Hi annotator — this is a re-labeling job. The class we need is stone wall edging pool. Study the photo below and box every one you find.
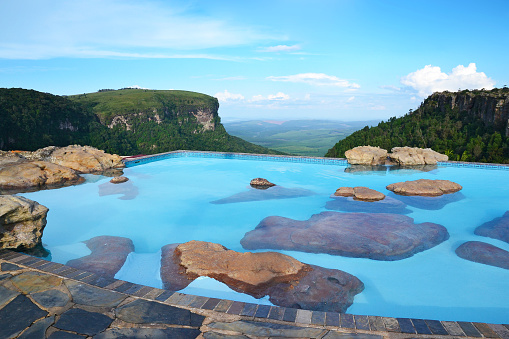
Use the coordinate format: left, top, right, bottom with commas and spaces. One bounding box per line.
1, 249, 508, 338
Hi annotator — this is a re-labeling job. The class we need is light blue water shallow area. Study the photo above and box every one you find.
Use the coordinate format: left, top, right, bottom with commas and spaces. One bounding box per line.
21, 156, 509, 323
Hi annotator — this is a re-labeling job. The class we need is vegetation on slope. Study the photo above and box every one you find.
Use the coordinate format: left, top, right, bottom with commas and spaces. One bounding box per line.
325, 88, 509, 163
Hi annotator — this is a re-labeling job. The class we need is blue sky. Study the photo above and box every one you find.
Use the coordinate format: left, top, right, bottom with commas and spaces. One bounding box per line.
1, 0, 508, 121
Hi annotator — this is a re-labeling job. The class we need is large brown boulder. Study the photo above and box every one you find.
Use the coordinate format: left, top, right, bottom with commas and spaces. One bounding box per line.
389, 147, 448, 165
0, 195, 48, 249
387, 179, 462, 197
0, 161, 84, 193
345, 146, 388, 165
27, 145, 124, 173
66, 236, 134, 278
475, 211, 509, 244
334, 186, 385, 201
160, 240, 364, 312
241, 212, 449, 261
456, 241, 509, 270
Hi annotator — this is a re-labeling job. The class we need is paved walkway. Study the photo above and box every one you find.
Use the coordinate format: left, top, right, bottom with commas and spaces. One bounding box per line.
1, 250, 508, 339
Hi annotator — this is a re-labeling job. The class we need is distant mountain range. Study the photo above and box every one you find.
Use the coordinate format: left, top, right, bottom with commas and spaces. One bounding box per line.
0, 88, 281, 156
325, 88, 509, 163
224, 119, 378, 157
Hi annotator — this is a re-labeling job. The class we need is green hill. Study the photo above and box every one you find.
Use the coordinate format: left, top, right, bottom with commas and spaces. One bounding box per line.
325, 88, 509, 163
0, 88, 282, 156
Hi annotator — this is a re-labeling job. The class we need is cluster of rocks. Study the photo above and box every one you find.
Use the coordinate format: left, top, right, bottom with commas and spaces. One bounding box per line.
345, 145, 448, 166
334, 186, 385, 201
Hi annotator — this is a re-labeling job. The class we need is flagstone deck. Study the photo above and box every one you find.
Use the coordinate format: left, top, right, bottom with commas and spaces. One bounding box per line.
1, 250, 508, 338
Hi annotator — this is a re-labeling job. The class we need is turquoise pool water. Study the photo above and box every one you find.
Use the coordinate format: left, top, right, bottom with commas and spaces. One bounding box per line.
22, 155, 509, 324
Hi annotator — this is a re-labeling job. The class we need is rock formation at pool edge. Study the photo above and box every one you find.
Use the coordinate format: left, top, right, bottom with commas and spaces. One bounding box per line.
160, 240, 364, 312
241, 211, 450, 261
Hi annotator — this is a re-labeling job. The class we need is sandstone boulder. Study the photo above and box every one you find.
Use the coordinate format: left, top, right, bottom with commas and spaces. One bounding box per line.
241, 212, 449, 261
250, 178, 275, 189
210, 186, 315, 204
334, 187, 385, 201
66, 236, 134, 277
389, 147, 448, 166
160, 240, 364, 312
345, 146, 388, 165
386, 179, 462, 197
333, 187, 354, 197
456, 241, 509, 270
325, 195, 410, 214
0, 161, 84, 193
0, 195, 48, 249
474, 211, 509, 244
110, 176, 129, 184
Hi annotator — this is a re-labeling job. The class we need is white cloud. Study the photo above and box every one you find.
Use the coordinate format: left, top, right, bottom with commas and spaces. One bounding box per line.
401, 63, 496, 97
250, 92, 290, 102
125, 85, 150, 89
259, 44, 301, 53
0, 0, 278, 59
267, 73, 360, 89
347, 96, 355, 102
215, 90, 245, 102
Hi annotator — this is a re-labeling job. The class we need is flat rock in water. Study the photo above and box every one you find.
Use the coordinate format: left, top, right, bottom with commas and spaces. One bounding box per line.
98, 180, 139, 200
250, 178, 275, 189
241, 211, 449, 261
386, 179, 462, 196
353, 187, 385, 201
66, 235, 134, 278
455, 241, 509, 270
475, 211, 509, 244
109, 176, 129, 184
325, 195, 410, 214
390, 192, 465, 210
210, 186, 314, 204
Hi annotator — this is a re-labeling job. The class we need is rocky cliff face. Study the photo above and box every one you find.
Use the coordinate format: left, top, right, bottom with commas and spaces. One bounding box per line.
426, 89, 509, 134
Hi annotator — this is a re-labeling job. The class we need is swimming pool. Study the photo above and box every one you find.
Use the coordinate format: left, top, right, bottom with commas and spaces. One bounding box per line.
21, 152, 509, 324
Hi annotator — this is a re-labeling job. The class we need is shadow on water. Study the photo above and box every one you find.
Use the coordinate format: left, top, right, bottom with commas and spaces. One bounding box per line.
389, 191, 465, 210
344, 164, 439, 176
98, 181, 139, 200
324, 195, 412, 214
210, 186, 315, 204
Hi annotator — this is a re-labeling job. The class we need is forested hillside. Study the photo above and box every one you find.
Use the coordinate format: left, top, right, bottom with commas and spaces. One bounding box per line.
0, 88, 281, 155
325, 88, 509, 163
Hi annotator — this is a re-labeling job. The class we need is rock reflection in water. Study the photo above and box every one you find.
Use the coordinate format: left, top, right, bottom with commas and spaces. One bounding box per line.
344, 164, 438, 175
390, 191, 465, 210
98, 180, 139, 200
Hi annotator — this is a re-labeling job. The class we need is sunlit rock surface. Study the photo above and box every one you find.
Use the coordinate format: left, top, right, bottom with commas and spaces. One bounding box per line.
389, 147, 448, 165
250, 178, 275, 189
345, 146, 387, 165
387, 179, 462, 196
334, 186, 385, 201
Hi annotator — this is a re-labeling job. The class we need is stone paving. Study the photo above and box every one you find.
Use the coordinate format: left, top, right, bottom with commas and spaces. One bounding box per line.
1, 250, 509, 339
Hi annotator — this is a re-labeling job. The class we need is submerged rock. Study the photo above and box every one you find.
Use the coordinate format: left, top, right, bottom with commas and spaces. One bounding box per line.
66, 236, 134, 277
210, 186, 314, 204
241, 211, 449, 261
325, 195, 410, 214
98, 180, 139, 200
345, 146, 388, 165
386, 179, 462, 197
0, 161, 84, 194
389, 147, 448, 166
160, 240, 364, 312
250, 178, 275, 189
475, 211, 509, 244
0, 195, 48, 250
456, 241, 509, 270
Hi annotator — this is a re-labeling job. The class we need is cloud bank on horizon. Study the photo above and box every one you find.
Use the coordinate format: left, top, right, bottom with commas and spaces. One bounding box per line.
0, 0, 507, 121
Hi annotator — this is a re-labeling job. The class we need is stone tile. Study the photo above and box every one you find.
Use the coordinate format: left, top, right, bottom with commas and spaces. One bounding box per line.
155, 289, 175, 302
10, 271, 62, 293
382, 317, 400, 332
95, 328, 202, 339
176, 294, 197, 307
326, 312, 340, 327
0, 273, 12, 281
189, 296, 209, 308
32, 289, 70, 308
47, 330, 87, 338
240, 303, 258, 317
65, 270, 87, 279
76, 272, 97, 283
268, 306, 285, 321
295, 309, 312, 324
355, 315, 370, 331
505, 324, 509, 331
165, 292, 186, 304
311, 311, 326, 326
0, 284, 19, 309
89, 275, 116, 288
253, 304, 270, 318
226, 301, 245, 315
25, 259, 48, 268
397, 318, 416, 334
457, 321, 482, 337
368, 316, 385, 331
37, 262, 56, 271
411, 318, 432, 334
40, 262, 65, 273
425, 319, 449, 335
1, 262, 21, 271
0, 294, 48, 339
7, 253, 29, 262
322, 331, 383, 339
113, 281, 135, 293
131, 285, 154, 297
141, 287, 165, 300
474, 322, 500, 338
201, 297, 221, 310
115, 298, 205, 327
65, 280, 126, 307
441, 321, 465, 336
341, 313, 355, 329
283, 307, 298, 323
489, 324, 509, 339
18, 315, 55, 339
123, 283, 145, 295
16, 256, 39, 265
54, 308, 112, 336
208, 320, 326, 338
215, 299, 234, 313
0, 251, 20, 260
204, 332, 250, 339
52, 265, 72, 274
